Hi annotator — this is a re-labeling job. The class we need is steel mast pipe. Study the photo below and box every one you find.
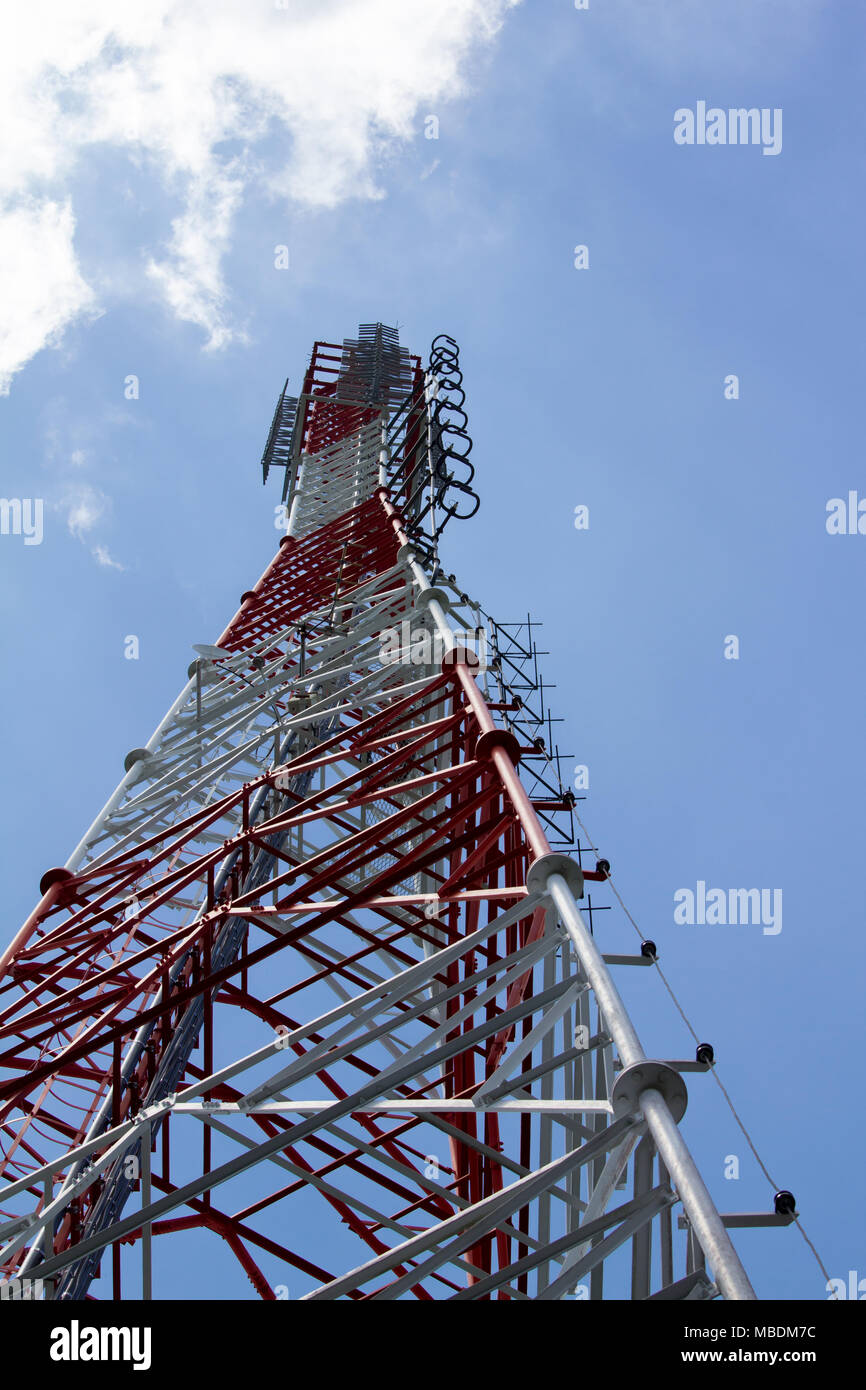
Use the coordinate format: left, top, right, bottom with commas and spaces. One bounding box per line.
452, 663, 551, 862
639, 1087, 756, 1301
0, 878, 70, 980
63, 537, 293, 876
380, 490, 550, 858
547, 873, 756, 1301
546, 874, 645, 1068
379, 484, 757, 1300
63, 674, 198, 873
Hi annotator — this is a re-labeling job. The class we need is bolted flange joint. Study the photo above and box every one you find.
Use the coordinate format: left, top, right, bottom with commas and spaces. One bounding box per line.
39, 866, 75, 897
474, 728, 523, 768
124, 748, 152, 774
611, 1059, 688, 1124
525, 852, 585, 900
441, 643, 481, 673
415, 586, 451, 615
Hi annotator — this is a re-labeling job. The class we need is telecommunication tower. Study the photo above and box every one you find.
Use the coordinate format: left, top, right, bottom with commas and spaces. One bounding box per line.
0, 324, 791, 1300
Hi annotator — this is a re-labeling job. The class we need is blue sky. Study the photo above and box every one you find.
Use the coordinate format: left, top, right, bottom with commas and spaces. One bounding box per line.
0, 0, 861, 1299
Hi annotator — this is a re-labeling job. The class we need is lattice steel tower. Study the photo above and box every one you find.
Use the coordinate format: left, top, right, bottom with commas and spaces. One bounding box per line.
0, 323, 779, 1300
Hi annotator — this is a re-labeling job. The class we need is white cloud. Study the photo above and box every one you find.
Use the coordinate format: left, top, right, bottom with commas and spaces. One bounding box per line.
0, 0, 520, 388
60, 483, 126, 570
91, 543, 125, 571
145, 168, 248, 351
43, 407, 131, 570
64, 484, 108, 540
0, 199, 99, 394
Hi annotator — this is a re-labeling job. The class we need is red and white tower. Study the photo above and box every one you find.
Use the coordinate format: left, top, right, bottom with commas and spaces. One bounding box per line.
0, 324, 773, 1300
